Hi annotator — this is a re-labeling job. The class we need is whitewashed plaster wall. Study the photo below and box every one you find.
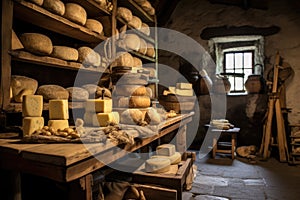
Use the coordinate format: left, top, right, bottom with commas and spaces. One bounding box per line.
162, 0, 300, 124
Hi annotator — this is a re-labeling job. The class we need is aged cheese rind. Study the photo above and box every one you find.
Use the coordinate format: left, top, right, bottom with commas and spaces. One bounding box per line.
22, 95, 43, 117
85, 99, 112, 113
176, 83, 193, 90
20, 33, 53, 56
156, 144, 176, 156
49, 99, 69, 120
128, 16, 142, 30
145, 157, 171, 173
78, 46, 101, 67
11, 75, 38, 103
114, 85, 147, 96
120, 109, 144, 125
23, 117, 44, 136
129, 96, 151, 108
48, 120, 69, 130
66, 87, 89, 101
117, 7, 133, 22
28, 0, 44, 6
36, 85, 69, 101
51, 46, 78, 61
175, 88, 193, 96
85, 19, 103, 34
42, 0, 65, 16
64, 3, 87, 25
92, 112, 120, 127
151, 152, 181, 165
146, 43, 155, 58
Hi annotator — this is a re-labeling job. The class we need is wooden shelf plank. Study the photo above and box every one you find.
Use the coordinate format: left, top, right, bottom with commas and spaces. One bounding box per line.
118, 0, 155, 24
65, 0, 111, 16
10, 50, 107, 73
13, 0, 107, 43
130, 50, 156, 62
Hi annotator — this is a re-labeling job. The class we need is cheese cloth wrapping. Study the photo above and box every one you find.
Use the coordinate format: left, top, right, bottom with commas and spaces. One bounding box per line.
119, 124, 160, 138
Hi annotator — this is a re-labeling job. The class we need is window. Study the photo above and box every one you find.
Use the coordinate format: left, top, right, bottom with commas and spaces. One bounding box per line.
223, 50, 254, 93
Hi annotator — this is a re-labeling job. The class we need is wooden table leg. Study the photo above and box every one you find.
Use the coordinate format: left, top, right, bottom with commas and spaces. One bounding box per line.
212, 137, 217, 159
231, 133, 236, 159
68, 174, 93, 200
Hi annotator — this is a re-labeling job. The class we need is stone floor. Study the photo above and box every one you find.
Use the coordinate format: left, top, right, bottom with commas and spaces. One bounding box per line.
183, 153, 300, 200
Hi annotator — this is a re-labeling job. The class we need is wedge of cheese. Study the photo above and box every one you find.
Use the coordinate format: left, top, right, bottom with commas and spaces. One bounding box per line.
22, 95, 43, 117
175, 88, 193, 96
48, 119, 69, 131
156, 144, 176, 156
49, 99, 69, 120
176, 83, 192, 90
23, 117, 44, 136
85, 99, 112, 113
92, 112, 119, 127
145, 157, 171, 173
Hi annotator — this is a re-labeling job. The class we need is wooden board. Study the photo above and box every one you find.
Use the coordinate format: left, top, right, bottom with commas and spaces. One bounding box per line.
131, 184, 177, 200
0, 138, 44, 155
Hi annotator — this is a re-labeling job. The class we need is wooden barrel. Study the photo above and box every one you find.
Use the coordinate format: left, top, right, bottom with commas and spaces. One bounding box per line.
245, 75, 262, 94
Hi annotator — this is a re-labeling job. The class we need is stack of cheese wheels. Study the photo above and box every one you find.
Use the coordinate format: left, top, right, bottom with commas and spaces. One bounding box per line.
151, 144, 182, 165
48, 99, 69, 131
22, 95, 44, 136
84, 97, 119, 127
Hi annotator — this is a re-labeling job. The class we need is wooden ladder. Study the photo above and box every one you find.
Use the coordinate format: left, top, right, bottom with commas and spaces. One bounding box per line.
259, 52, 289, 162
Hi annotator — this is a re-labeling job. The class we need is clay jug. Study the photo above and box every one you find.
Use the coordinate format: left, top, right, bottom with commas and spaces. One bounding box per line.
245, 75, 262, 94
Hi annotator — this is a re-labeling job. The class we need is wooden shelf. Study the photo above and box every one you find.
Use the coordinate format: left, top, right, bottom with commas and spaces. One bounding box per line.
130, 51, 156, 62
13, 0, 107, 43
118, 0, 155, 24
148, 78, 159, 83
10, 50, 108, 73
65, 0, 111, 17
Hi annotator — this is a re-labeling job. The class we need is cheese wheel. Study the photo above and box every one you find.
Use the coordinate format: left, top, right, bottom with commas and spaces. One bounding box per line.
145, 157, 171, 173
20, 33, 53, 55
146, 43, 155, 58
145, 87, 153, 98
49, 99, 69, 120
36, 85, 69, 101
128, 16, 142, 30
85, 19, 103, 34
129, 96, 151, 108
156, 144, 176, 156
51, 46, 78, 61
115, 73, 148, 85
123, 34, 141, 51
28, 0, 43, 6
115, 96, 129, 108
110, 52, 134, 67
23, 117, 44, 136
120, 109, 145, 125
78, 47, 101, 67
117, 7, 133, 22
66, 87, 89, 101
151, 152, 181, 165
140, 23, 150, 36
64, 3, 87, 25
82, 84, 111, 98
138, 38, 147, 55
133, 57, 142, 68
11, 75, 38, 102
114, 85, 147, 96
42, 0, 65, 16
140, 1, 152, 12
144, 107, 161, 125
147, 7, 155, 16
22, 95, 43, 117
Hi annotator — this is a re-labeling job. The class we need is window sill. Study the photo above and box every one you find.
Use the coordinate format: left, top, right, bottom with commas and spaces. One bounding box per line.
227, 92, 248, 96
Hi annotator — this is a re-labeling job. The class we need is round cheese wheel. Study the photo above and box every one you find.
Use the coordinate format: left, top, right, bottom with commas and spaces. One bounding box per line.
20, 33, 53, 55
110, 52, 134, 67
51, 46, 78, 61
147, 7, 155, 16
138, 38, 147, 55
129, 96, 150, 108
36, 85, 69, 101
85, 19, 103, 34
123, 34, 140, 51
64, 3, 87, 25
115, 73, 148, 85
42, 0, 65, 16
144, 107, 161, 125
151, 152, 182, 165
145, 87, 153, 98
146, 43, 155, 58
120, 108, 145, 125
82, 84, 111, 98
28, 0, 43, 6
78, 47, 101, 67
128, 16, 142, 30
114, 85, 147, 96
140, 1, 152, 12
117, 7, 133, 22
133, 57, 142, 68
11, 75, 38, 103
140, 23, 150, 36
66, 87, 89, 101
145, 157, 171, 173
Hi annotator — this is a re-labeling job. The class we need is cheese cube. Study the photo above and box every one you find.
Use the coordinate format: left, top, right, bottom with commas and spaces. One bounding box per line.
176, 83, 192, 89
156, 144, 176, 156
49, 99, 69, 119
22, 95, 43, 117
22, 117, 44, 136
48, 120, 69, 131
92, 112, 119, 127
83, 112, 95, 126
175, 88, 193, 96
85, 99, 112, 113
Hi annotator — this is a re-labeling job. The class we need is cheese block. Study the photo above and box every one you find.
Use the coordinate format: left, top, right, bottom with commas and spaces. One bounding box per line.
22, 117, 44, 136
42, 0, 65, 16
114, 85, 147, 96
28, 0, 44, 6
110, 51, 134, 68
66, 87, 89, 101
176, 83, 193, 90
51, 46, 78, 61
78, 46, 101, 67
128, 16, 142, 30
48, 119, 69, 131
151, 152, 181, 165
20, 33, 53, 55
116, 7, 133, 22
123, 34, 141, 51
85, 99, 112, 113
168, 86, 176, 94
85, 19, 103, 34
146, 43, 155, 58
138, 38, 147, 55
64, 3, 87, 25
37, 85, 69, 101
144, 107, 161, 125
156, 144, 176, 156
133, 57, 142, 68
92, 112, 120, 127
129, 96, 151, 108
120, 109, 145, 125
145, 157, 171, 173
175, 88, 194, 96
49, 99, 69, 120
82, 84, 111, 98
140, 23, 150, 36
11, 75, 38, 103
22, 95, 43, 117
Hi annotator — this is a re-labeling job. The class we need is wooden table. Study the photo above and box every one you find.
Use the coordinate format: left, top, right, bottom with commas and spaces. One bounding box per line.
0, 113, 193, 200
